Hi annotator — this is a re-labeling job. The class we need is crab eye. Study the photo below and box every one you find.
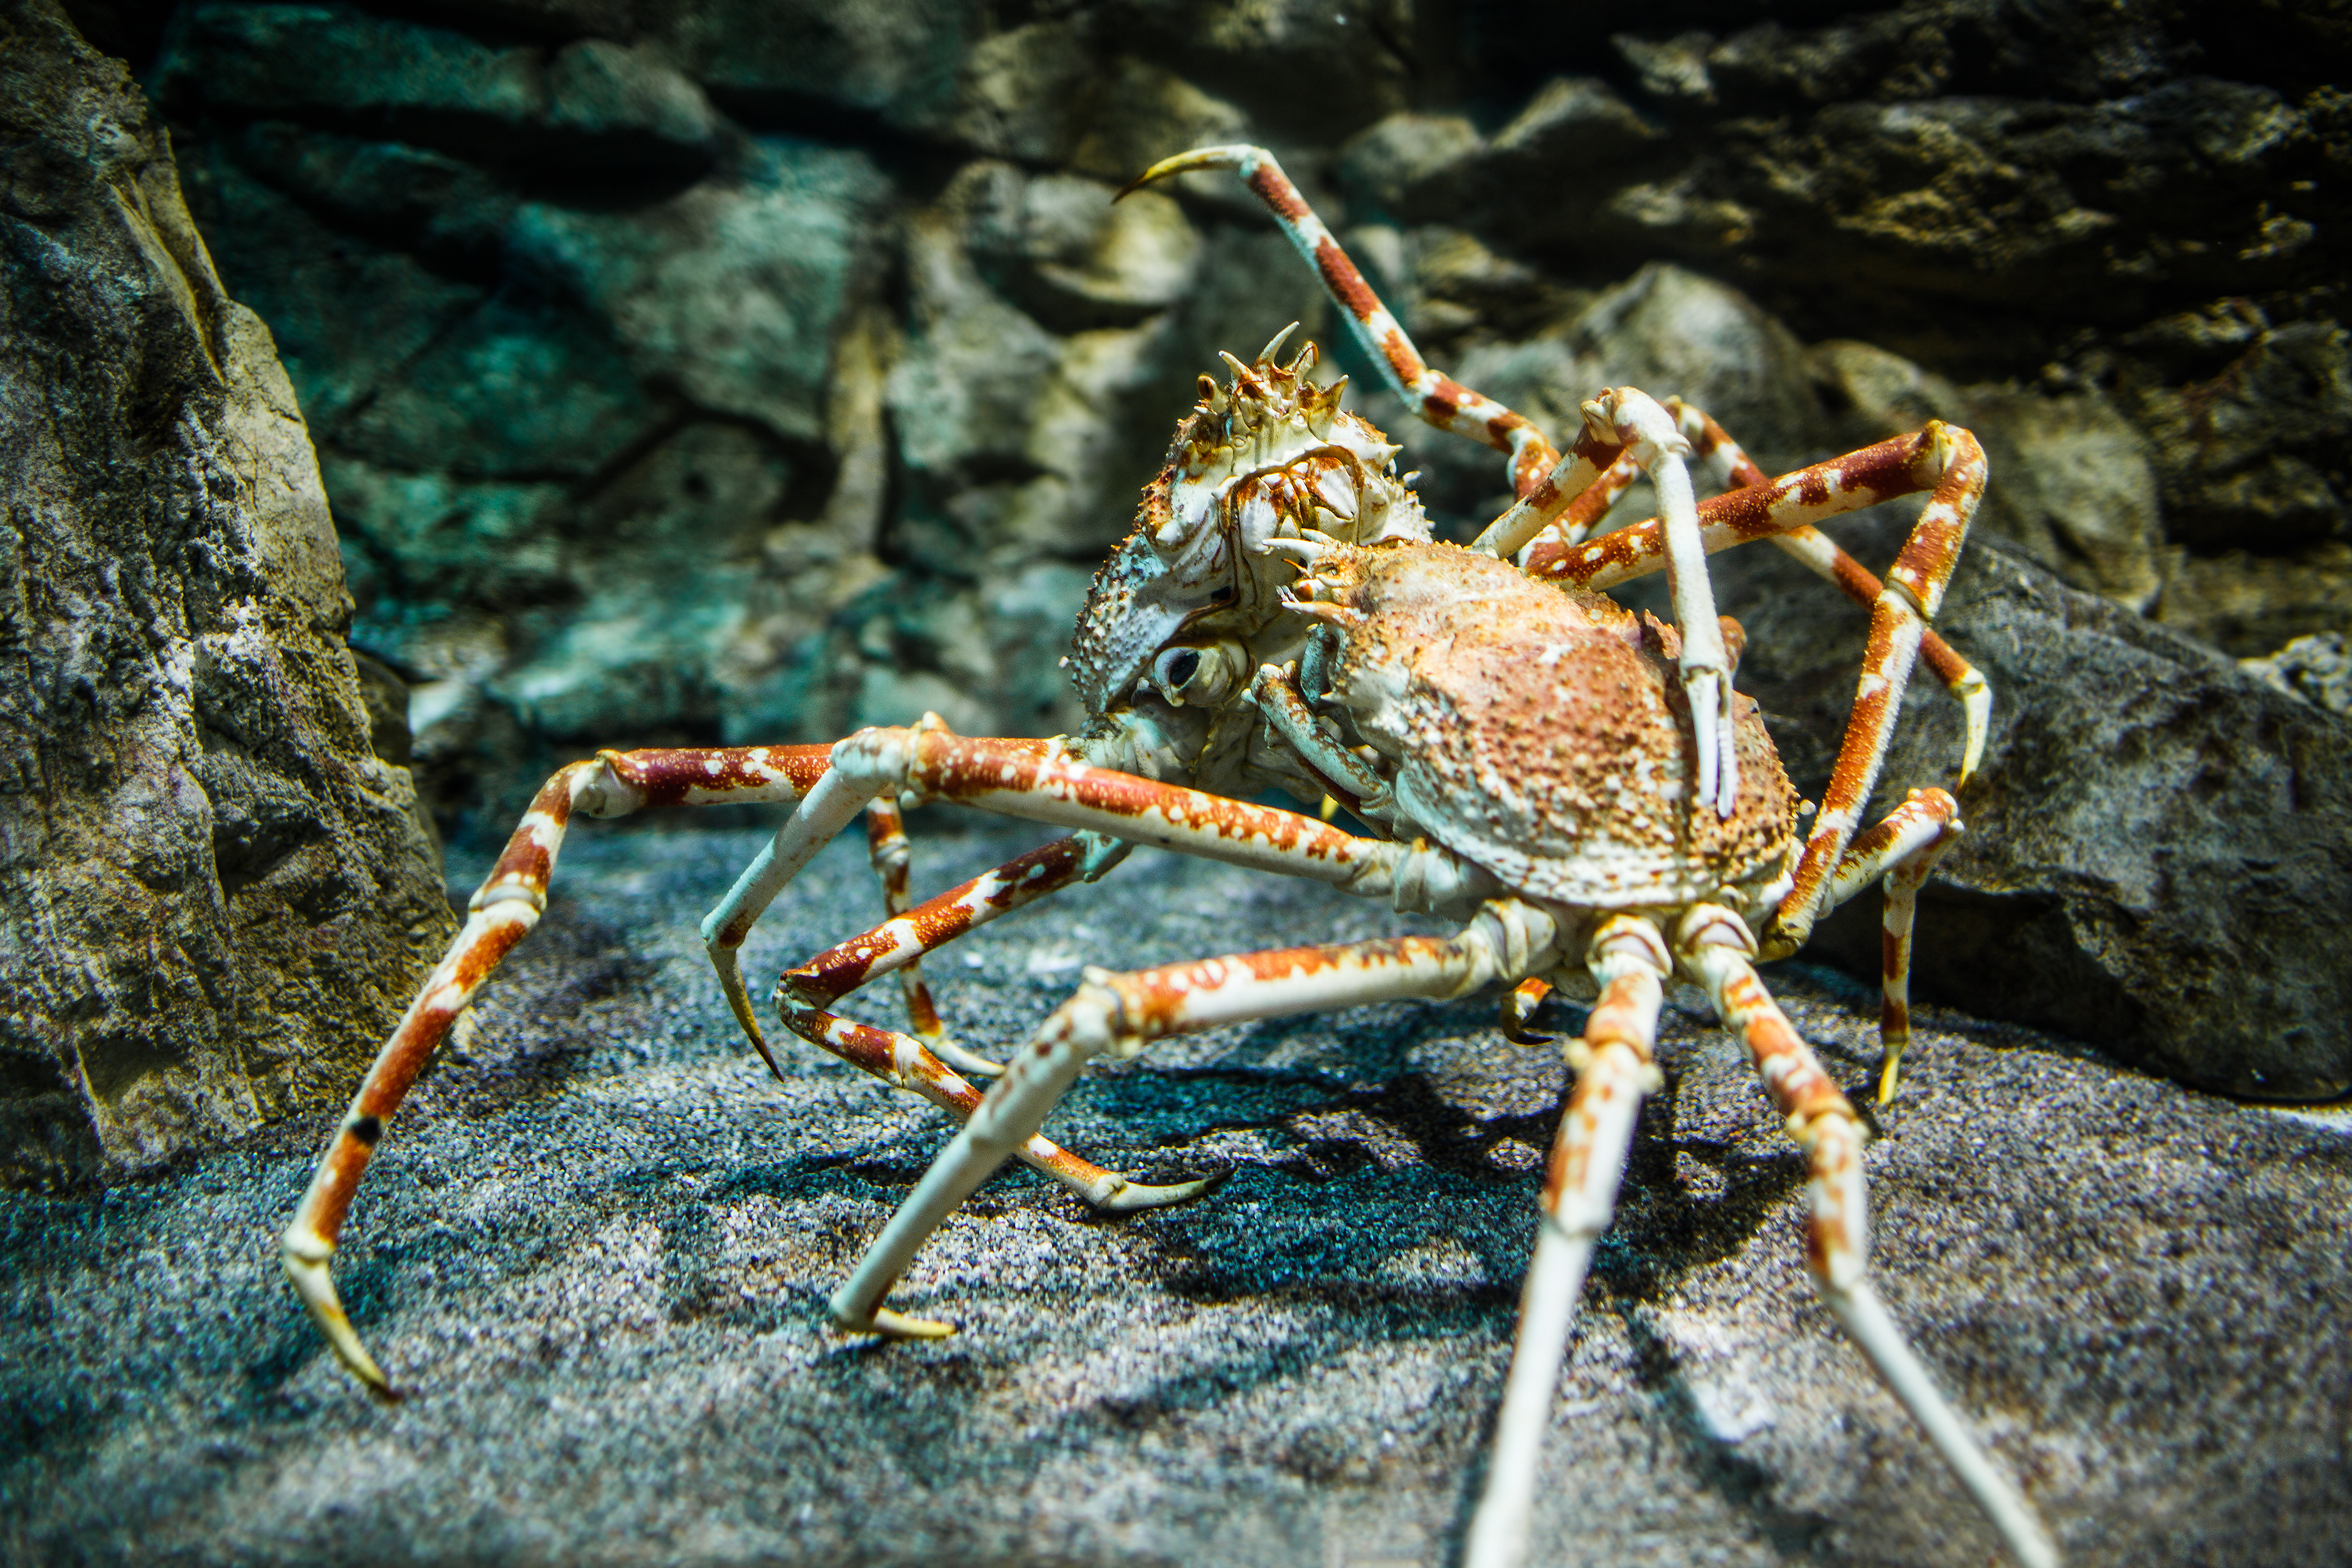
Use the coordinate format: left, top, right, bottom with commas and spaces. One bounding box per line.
1152, 642, 1237, 708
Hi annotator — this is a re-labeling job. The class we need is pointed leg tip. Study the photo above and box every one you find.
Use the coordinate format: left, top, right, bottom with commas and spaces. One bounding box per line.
869, 1308, 958, 1340
283, 1244, 401, 1400
1877, 1047, 1906, 1106
930, 1036, 1007, 1078
1096, 1171, 1224, 1212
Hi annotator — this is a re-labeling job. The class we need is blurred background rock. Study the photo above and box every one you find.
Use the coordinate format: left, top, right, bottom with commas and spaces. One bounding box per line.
38, 0, 2352, 1098
68, 0, 2344, 820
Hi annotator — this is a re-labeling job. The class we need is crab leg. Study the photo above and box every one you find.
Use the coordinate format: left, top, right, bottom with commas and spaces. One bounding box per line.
1592, 389, 1742, 817
772, 834, 1214, 1212
830, 898, 1562, 1338
1678, 403, 1993, 781
700, 738, 1071, 1061
1814, 787, 1966, 1102
862, 797, 1006, 1078
812, 724, 1425, 894
1466, 916, 1672, 1568
281, 743, 830, 1399
1528, 422, 1993, 784
1123, 145, 1585, 502
1679, 905, 2058, 1568
1529, 423, 1987, 937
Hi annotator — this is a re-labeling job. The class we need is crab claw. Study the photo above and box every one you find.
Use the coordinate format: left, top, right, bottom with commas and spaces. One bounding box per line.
280, 1227, 401, 1402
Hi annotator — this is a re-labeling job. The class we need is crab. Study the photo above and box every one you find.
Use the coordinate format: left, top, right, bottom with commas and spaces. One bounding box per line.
277, 147, 2055, 1568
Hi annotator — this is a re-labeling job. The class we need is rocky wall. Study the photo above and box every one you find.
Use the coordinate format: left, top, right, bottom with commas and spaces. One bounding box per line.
48, 0, 2352, 1095
0, 0, 457, 1188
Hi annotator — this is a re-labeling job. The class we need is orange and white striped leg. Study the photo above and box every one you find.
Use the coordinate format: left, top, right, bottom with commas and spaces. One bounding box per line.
698, 728, 1070, 1062
861, 797, 1007, 1079
1121, 144, 1587, 502
1465, 916, 1672, 1568
830, 899, 1563, 1338
815, 724, 1483, 909
1529, 423, 1988, 943
1814, 787, 1965, 1103
1679, 906, 2057, 1568
1520, 401, 1991, 780
1762, 522, 1993, 783
280, 743, 832, 1399
773, 835, 1212, 1213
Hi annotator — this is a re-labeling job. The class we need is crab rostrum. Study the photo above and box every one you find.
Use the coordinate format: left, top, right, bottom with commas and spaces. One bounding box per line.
275, 146, 2053, 1568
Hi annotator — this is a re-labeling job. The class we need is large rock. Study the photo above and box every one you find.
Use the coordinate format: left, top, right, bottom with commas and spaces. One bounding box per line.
0, 0, 453, 1188
1730, 530, 2352, 1100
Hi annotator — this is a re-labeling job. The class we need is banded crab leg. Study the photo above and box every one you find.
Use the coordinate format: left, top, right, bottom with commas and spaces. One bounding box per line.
699, 736, 1067, 1065
830, 898, 1562, 1338
1465, 915, 1673, 1568
1529, 422, 1989, 949
282, 743, 831, 1399
1678, 401, 1992, 783
1813, 786, 1966, 1103
1121, 145, 1609, 503
772, 834, 1213, 1212
1466, 386, 1744, 818
1679, 904, 2058, 1568
1515, 401, 1990, 785
861, 797, 1005, 1078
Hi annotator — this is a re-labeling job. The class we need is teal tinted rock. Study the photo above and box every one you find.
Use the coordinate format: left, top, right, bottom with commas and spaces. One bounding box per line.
156, 4, 716, 174
222, 122, 515, 263
174, 132, 487, 432
340, 290, 664, 479
511, 138, 891, 443
544, 39, 719, 154
156, 3, 544, 134
649, 0, 974, 121
328, 457, 571, 647
487, 421, 793, 739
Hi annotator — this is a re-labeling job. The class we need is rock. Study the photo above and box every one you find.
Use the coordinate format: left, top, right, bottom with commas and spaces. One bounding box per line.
964, 162, 1204, 332
154, 2, 719, 177
507, 137, 892, 445
2241, 630, 2352, 716
0, 0, 453, 1188
1333, 111, 1482, 223
1811, 340, 2166, 610
2125, 317, 2351, 554
647, 0, 975, 125
0, 818, 2343, 1565
1727, 533, 2352, 1101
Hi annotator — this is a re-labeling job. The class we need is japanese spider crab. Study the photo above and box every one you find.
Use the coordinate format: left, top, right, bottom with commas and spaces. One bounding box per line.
279, 147, 2053, 1568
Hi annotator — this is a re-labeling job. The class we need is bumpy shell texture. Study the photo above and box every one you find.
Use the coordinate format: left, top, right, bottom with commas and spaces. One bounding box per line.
1322, 546, 1798, 909
1068, 344, 1428, 716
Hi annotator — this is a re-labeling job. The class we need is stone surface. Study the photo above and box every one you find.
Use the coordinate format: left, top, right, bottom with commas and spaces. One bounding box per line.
0, 819, 2344, 1565
0, 0, 453, 1187
1729, 534, 2352, 1101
